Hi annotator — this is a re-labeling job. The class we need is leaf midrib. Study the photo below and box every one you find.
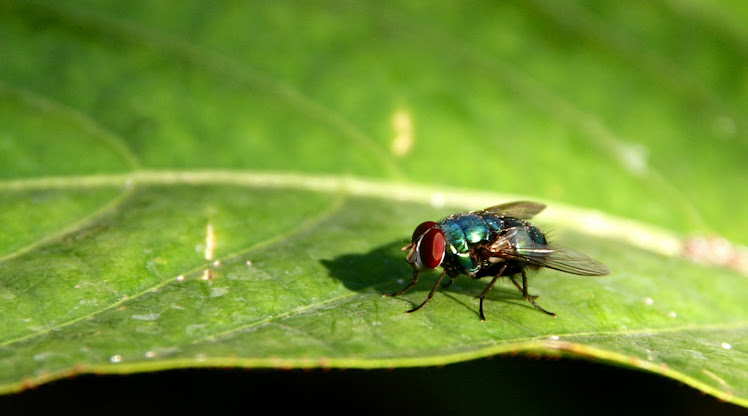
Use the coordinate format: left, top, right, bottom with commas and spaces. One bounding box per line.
0, 169, 684, 257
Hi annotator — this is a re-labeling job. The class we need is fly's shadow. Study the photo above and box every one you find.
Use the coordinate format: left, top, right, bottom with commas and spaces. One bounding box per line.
320, 241, 514, 302
320, 241, 407, 294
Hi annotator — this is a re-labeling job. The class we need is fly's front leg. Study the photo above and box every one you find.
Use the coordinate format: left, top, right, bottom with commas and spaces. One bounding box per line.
384, 269, 419, 297
407, 270, 447, 314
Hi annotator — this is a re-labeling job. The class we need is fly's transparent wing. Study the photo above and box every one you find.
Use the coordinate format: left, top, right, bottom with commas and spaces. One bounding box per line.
487, 228, 609, 276
515, 246, 610, 276
483, 201, 546, 219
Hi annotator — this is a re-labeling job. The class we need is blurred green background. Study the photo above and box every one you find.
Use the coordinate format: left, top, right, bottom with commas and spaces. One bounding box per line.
1, 0, 746, 241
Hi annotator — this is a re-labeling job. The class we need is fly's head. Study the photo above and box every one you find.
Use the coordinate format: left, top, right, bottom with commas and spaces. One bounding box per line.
404, 221, 445, 270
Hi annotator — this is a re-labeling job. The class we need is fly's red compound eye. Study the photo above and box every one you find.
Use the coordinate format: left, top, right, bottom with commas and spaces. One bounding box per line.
412, 221, 436, 243
418, 228, 445, 269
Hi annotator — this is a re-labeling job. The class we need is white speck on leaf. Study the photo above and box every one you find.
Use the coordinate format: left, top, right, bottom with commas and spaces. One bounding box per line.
131, 313, 160, 321
210, 287, 229, 298
110, 355, 122, 363
33, 352, 54, 361
721, 342, 732, 350
186, 324, 207, 336
135, 325, 162, 334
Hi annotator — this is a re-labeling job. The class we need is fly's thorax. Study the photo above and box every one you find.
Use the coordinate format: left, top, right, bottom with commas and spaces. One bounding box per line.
440, 213, 494, 253
439, 213, 495, 275
440, 217, 468, 256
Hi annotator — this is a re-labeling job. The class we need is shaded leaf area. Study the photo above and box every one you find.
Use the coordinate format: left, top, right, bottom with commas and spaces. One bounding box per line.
0, 0, 746, 241
1, 188, 746, 405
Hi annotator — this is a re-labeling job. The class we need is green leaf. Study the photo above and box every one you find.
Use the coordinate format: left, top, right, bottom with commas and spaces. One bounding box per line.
1, 0, 746, 407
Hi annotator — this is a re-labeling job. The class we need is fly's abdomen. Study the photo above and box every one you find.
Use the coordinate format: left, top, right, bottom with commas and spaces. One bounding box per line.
481, 215, 505, 237
507, 223, 548, 257
527, 224, 547, 245
480, 213, 548, 252
489, 216, 546, 243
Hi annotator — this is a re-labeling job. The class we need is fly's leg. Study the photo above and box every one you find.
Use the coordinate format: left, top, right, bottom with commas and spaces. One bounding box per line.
508, 275, 538, 299
477, 264, 507, 321
407, 270, 447, 314
510, 270, 556, 317
384, 269, 419, 297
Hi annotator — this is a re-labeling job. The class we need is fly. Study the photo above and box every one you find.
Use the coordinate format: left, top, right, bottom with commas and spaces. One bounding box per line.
385, 201, 610, 321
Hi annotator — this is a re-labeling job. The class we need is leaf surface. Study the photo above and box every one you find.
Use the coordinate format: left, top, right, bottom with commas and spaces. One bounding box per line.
0, 0, 746, 406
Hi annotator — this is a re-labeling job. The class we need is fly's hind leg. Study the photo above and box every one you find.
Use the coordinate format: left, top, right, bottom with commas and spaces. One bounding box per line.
508, 275, 538, 299
509, 270, 556, 317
